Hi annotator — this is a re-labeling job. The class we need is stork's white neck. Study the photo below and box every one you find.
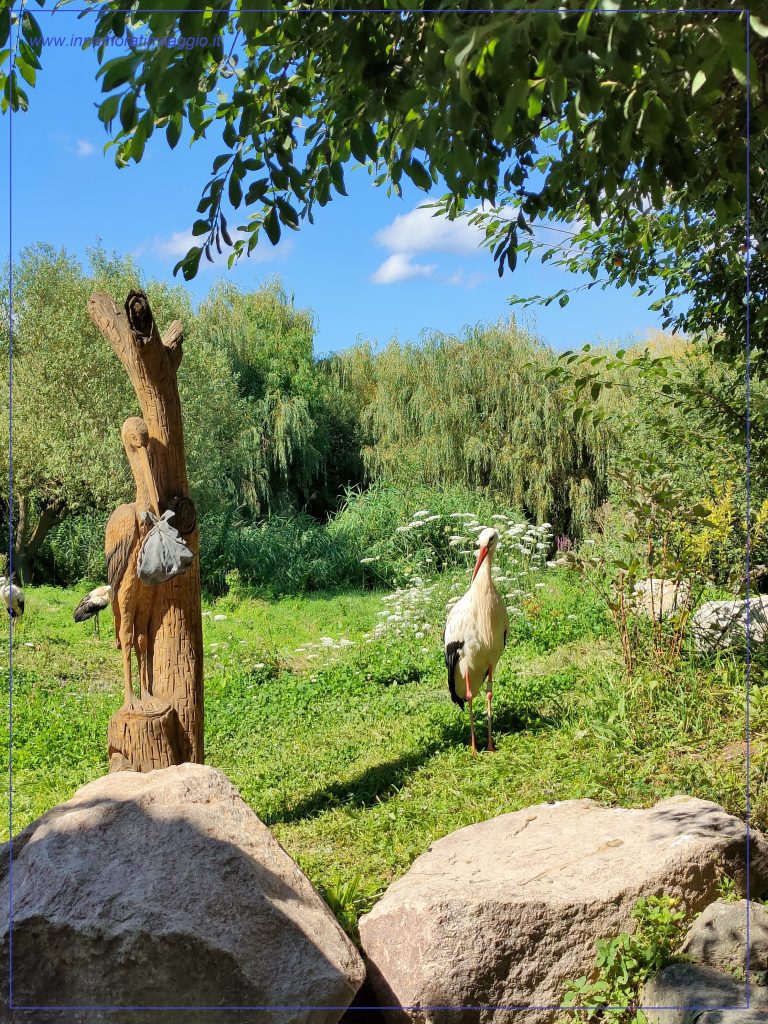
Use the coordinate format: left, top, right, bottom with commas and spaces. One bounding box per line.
472, 549, 496, 592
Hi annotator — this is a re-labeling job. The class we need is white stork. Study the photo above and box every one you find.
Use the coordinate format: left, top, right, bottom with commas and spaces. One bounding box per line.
0, 576, 25, 619
73, 584, 113, 638
444, 527, 509, 754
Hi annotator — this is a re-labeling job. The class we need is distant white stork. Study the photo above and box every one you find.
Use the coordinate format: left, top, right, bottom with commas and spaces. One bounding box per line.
444, 527, 509, 754
0, 576, 25, 619
74, 584, 113, 638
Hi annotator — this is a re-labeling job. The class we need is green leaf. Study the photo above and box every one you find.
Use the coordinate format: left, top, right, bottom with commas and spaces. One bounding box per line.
263, 206, 281, 245
98, 55, 135, 92
173, 246, 202, 281
228, 172, 243, 208
166, 116, 181, 149
406, 157, 432, 191
275, 198, 299, 229
16, 59, 35, 89
245, 178, 270, 205
119, 91, 137, 133
330, 162, 347, 196
192, 219, 210, 237
18, 40, 41, 71
691, 69, 706, 95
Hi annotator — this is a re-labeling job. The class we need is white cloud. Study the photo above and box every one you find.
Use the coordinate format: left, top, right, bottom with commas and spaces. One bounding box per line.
371, 253, 436, 285
374, 204, 484, 256
76, 139, 95, 157
156, 230, 196, 259
152, 229, 294, 266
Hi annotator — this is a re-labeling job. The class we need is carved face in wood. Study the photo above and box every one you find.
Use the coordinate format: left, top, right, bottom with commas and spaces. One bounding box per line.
121, 417, 160, 516
121, 417, 151, 453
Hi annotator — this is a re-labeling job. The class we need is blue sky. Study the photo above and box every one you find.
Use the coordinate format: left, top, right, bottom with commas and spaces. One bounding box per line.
2, 9, 674, 357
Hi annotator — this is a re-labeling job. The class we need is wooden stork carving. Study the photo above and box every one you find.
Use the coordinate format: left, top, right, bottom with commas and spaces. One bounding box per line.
89, 290, 204, 773
106, 417, 160, 705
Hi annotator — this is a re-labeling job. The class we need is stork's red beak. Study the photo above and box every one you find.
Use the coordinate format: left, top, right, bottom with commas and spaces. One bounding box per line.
472, 545, 489, 582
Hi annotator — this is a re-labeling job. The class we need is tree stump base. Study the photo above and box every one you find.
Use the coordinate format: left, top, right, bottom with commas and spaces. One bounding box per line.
108, 697, 186, 773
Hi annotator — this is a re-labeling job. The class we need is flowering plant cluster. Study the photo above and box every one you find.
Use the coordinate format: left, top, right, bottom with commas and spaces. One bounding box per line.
363, 510, 553, 646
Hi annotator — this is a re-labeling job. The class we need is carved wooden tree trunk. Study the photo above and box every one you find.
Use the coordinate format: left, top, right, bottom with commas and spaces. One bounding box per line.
89, 290, 204, 770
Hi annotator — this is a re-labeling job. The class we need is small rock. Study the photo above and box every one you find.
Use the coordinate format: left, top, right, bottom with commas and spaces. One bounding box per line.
213, 613, 227, 621
680, 900, 768, 975
641, 962, 768, 1024
634, 578, 690, 620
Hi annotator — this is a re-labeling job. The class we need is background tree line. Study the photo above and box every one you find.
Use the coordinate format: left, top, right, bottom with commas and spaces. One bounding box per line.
1, 243, 755, 594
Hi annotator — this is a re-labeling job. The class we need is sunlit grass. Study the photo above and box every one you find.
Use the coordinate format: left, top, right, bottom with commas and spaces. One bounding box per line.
0, 572, 757, 936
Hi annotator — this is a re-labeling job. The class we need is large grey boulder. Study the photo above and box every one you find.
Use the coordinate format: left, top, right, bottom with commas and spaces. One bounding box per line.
680, 899, 768, 976
0, 764, 364, 1023
359, 796, 768, 1024
692, 597, 768, 652
641, 963, 768, 1024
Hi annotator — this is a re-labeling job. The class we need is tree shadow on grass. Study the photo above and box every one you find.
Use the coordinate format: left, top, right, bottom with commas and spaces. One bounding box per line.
265, 699, 547, 827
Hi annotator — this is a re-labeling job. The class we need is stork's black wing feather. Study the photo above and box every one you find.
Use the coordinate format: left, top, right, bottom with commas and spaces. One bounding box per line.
445, 640, 465, 708
74, 596, 98, 622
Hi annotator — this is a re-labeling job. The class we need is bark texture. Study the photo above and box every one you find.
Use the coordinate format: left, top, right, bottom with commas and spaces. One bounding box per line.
88, 290, 204, 767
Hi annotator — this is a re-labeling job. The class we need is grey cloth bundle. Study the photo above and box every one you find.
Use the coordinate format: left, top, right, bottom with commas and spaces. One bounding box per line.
137, 510, 195, 585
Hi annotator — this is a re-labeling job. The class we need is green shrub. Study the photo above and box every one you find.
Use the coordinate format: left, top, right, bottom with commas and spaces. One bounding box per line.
561, 895, 689, 1023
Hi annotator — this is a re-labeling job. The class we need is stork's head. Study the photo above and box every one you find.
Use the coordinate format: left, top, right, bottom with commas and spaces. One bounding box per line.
472, 527, 499, 581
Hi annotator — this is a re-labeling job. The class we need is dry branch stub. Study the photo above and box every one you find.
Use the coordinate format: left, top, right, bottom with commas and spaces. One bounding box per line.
88, 290, 204, 771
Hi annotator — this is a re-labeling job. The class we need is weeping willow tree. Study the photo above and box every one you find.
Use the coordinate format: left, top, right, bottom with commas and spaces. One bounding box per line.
335, 320, 612, 539
197, 279, 363, 516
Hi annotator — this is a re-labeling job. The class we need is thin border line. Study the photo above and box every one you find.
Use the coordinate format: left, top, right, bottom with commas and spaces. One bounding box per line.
6, 3, 752, 1014
1, 6, 751, 13
6, 3, 13, 1014
745, 5, 752, 1006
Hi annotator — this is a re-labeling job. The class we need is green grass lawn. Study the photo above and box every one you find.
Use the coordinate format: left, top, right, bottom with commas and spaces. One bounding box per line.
0, 573, 758, 934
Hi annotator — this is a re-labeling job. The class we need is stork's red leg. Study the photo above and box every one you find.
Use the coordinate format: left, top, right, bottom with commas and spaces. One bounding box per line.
465, 670, 477, 756
486, 668, 496, 753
